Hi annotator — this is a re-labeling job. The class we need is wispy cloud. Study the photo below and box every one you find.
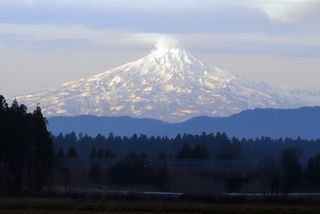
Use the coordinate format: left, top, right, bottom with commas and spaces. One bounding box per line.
0, 23, 319, 57
2, 0, 320, 23
254, 0, 320, 23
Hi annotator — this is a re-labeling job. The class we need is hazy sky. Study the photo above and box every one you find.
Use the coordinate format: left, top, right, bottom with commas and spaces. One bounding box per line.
0, 0, 320, 97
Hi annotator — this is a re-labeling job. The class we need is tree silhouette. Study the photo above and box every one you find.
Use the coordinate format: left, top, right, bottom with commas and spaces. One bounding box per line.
176, 144, 192, 159
66, 146, 78, 158
176, 143, 209, 159
30, 106, 54, 191
97, 149, 104, 159
104, 149, 116, 159
281, 148, 302, 193
57, 147, 65, 158
88, 162, 104, 183
90, 148, 97, 159
108, 152, 167, 187
0, 96, 53, 193
305, 154, 320, 191
216, 137, 242, 160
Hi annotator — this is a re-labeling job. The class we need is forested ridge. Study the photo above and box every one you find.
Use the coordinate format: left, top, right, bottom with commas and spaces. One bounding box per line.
53, 131, 320, 162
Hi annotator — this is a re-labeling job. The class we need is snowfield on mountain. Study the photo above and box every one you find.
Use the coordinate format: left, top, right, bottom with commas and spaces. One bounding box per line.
15, 47, 320, 122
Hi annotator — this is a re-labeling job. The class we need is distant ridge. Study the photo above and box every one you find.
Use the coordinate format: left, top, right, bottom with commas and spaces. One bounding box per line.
48, 106, 320, 139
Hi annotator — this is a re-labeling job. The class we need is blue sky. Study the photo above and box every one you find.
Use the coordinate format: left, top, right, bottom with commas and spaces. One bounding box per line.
0, 0, 320, 96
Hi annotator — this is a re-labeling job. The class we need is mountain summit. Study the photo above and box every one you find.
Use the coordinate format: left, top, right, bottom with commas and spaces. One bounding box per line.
15, 47, 319, 122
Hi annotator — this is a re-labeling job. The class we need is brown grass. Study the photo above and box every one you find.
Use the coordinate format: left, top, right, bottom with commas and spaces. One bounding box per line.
1, 197, 320, 214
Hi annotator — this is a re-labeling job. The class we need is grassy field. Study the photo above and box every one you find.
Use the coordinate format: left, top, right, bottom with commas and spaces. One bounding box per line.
1, 197, 320, 214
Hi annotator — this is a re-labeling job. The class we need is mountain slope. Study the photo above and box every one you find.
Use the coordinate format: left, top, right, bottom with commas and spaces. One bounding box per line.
15, 47, 314, 122
48, 107, 320, 139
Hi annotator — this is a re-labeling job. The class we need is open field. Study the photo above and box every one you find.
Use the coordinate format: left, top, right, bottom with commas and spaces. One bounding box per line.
2, 197, 320, 214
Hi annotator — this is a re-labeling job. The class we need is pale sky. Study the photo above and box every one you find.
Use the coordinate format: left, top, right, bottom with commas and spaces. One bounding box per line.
0, 0, 319, 97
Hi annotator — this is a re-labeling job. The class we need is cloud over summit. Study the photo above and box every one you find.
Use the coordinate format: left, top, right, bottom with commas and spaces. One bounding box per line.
0, 0, 319, 96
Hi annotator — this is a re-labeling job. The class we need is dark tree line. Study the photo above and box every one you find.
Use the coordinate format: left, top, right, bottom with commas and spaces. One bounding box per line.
86, 152, 168, 188
279, 148, 320, 193
53, 132, 320, 160
108, 152, 168, 188
53, 131, 320, 193
0, 96, 53, 193
90, 148, 116, 159
53, 131, 320, 169
176, 143, 209, 159
53, 132, 244, 159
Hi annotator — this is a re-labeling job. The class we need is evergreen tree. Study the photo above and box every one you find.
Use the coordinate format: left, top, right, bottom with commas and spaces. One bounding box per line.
305, 154, 320, 190
57, 147, 65, 158
158, 152, 167, 161
0, 96, 53, 193
97, 149, 104, 159
65, 132, 77, 144
176, 144, 209, 159
90, 148, 97, 159
66, 146, 78, 158
30, 106, 54, 191
108, 152, 167, 187
88, 162, 104, 183
216, 138, 242, 160
105, 149, 116, 159
281, 148, 302, 193
176, 143, 191, 159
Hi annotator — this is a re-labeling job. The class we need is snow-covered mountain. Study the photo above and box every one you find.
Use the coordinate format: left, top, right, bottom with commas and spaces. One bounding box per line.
280, 86, 320, 106
14, 47, 319, 122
